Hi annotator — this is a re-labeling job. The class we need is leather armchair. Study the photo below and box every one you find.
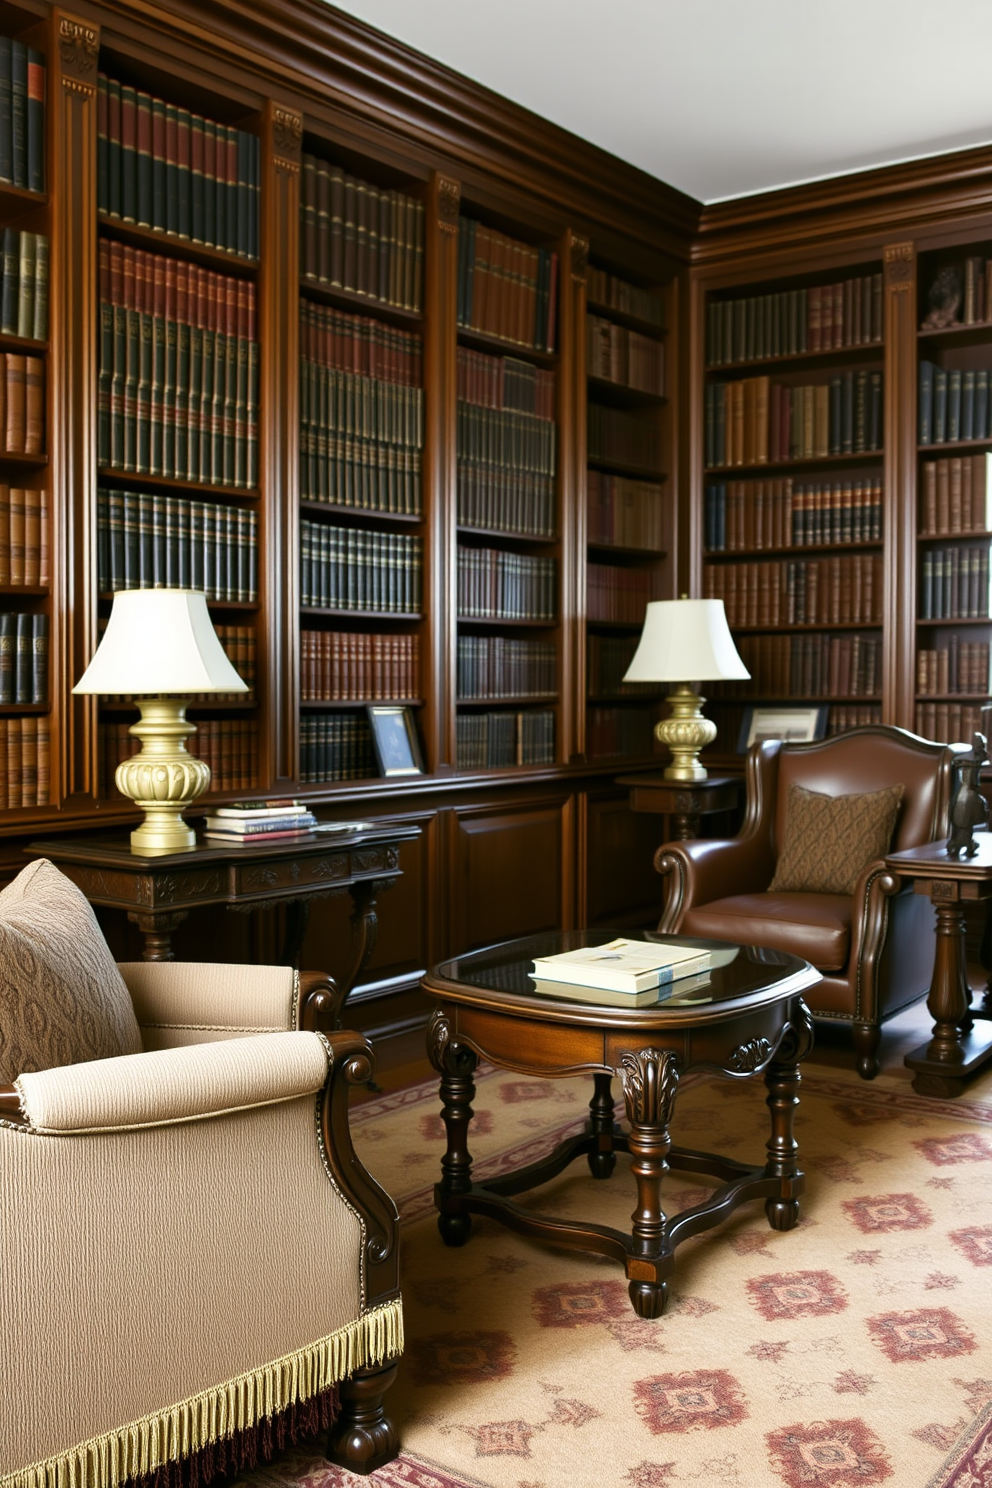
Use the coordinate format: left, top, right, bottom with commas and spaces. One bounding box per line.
655, 726, 963, 1079
1, 960, 402, 1488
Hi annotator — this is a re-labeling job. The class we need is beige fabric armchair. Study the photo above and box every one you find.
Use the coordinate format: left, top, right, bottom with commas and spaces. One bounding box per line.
1, 958, 402, 1488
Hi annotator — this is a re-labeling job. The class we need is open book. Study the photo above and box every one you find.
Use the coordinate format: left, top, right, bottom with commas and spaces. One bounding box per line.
530, 938, 711, 994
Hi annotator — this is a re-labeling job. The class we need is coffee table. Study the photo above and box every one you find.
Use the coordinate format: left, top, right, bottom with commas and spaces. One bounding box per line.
422, 930, 818, 1319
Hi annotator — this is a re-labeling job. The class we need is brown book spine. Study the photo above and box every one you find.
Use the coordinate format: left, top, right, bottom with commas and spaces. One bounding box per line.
9, 487, 24, 585
24, 355, 43, 455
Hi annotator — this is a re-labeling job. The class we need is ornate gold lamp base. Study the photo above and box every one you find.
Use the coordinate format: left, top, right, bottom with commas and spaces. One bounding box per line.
114, 696, 211, 856
654, 683, 716, 782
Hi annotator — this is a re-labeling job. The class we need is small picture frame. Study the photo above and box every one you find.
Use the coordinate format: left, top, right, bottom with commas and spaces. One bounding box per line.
367, 705, 424, 777
737, 704, 828, 753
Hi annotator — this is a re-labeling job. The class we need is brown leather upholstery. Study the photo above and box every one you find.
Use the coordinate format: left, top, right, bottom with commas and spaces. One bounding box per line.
655, 726, 964, 1078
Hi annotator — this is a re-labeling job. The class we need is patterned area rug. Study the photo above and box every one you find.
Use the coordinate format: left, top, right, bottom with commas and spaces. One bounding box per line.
228, 1059, 992, 1488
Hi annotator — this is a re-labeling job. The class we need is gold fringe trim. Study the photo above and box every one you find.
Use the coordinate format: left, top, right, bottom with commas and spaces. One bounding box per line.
3, 1299, 403, 1488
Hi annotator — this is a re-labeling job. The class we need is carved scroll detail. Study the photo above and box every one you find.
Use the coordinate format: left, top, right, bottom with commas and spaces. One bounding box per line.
59, 18, 98, 76
617, 1047, 680, 1126
728, 1037, 772, 1073
437, 178, 460, 234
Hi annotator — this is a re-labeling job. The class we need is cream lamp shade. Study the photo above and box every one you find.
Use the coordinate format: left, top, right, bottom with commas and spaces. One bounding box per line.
74, 589, 248, 855
623, 597, 749, 781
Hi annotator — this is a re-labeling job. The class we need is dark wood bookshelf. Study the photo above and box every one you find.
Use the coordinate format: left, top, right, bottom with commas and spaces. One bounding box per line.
97, 212, 259, 275
300, 276, 424, 328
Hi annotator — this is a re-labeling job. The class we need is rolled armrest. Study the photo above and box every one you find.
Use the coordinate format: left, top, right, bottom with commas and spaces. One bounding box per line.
655, 833, 776, 932
15, 1030, 329, 1133
119, 961, 300, 1046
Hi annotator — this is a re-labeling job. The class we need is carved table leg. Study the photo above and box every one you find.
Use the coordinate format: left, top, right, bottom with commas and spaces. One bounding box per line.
587, 1071, 617, 1178
429, 1008, 478, 1248
279, 898, 310, 968
338, 879, 389, 1001
326, 1360, 399, 1475
127, 909, 189, 961
618, 1047, 679, 1319
764, 1061, 802, 1231
919, 901, 972, 1084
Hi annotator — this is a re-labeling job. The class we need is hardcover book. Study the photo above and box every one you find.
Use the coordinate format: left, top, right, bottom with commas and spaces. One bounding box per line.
530, 937, 712, 994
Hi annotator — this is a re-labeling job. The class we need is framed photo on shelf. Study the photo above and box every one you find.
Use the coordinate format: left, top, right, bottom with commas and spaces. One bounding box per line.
367, 705, 425, 778
737, 705, 828, 753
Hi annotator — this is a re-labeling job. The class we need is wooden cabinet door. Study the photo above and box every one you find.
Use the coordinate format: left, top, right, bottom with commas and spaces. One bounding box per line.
447, 797, 567, 954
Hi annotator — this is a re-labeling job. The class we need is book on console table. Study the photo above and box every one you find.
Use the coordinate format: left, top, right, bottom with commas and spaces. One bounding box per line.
202, 799, 317, 839
531, 968, 713, 1007
531, 938, 711, 994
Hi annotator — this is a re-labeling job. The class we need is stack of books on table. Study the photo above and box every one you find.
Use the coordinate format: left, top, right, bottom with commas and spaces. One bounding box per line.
202, 799, 318, 843
530, 938, 712, 1007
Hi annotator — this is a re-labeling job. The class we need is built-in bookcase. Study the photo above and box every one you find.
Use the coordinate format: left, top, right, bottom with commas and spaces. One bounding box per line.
583, 260, 671, 762
297, 140, 427, 785
454, 208, 561, 770
0, 4, 49, 812
915, 242, 992, 743
701, 262, 886, 751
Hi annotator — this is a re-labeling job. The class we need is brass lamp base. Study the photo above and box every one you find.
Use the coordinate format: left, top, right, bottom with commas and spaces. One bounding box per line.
114, 696, 211, 856
655, 683, 716, 782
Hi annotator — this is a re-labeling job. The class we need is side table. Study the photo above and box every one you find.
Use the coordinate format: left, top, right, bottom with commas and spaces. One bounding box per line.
28, 822, 420, 1005
616, 771, 743, 841
885, 835, 992, 1097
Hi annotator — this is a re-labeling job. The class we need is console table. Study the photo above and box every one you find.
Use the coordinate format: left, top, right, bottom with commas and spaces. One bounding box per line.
28, 823, 420, 1000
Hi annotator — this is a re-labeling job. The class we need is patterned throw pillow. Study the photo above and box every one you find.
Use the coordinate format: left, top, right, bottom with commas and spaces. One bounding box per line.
768, 782, 904, 896
0, 858, 142, 1083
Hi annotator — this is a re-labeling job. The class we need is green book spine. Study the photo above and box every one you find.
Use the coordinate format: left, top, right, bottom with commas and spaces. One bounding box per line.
236, 130, 249, 258
0, 612, 13, 704
32, 233, 48, 341
203, 120, 216, 248
120, 83, 137, 222
150, 492, 166, 586
189, 499, 204, 591
97, 74, 109, 213
176, 494, 190, 586
235, 335, 248, 489
16, 232, 34, 339
247, 338, 258, 488
163, 316, 177, 479
164, 494, 178, 585
176, 108, 192, 239
136, 312, 153, 474
10, 42, 26, 191
187, 322, 203, 481
190, 113, 205, 244
199, 324, 215, 483
209, 327, 224, 483
107, 77, 121, 217
25, 49, 43, 194
124, 307, 140, 470
225, 128, 238, 256
175, 319, 190, 475
165, 103, 179, 236
122, 489, 139, 586
223, 330, 237, 486
151, 95, 166, 231
107, 487, 124, 589
1, 226, 17, 335
150, 314, 165, 476
0, 40, 12, 186
236, 505, 249, 602
14, 612, 29, 703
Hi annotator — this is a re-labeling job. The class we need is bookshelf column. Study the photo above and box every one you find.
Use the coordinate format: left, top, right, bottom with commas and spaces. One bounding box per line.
260, 101, 302, 787
51, 9, 99, 806
883, 242, 918, 729
561, 229, 588, 762
424, 171, 459, 771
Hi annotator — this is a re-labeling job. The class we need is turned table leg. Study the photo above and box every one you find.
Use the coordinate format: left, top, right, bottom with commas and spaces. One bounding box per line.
618, 1047, 680, 1319
764, 1060, 803, 1231
587, 1071, 617, 1178
128, 909, 189, 961
428, 1008, 478, 1248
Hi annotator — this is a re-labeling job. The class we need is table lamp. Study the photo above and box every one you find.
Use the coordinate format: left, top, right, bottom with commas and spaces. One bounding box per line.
73, 589, 248, 856
623, 596, 749, 781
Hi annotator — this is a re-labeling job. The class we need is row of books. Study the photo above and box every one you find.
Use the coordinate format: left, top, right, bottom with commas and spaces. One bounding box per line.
707, 275, 884, 367
455, 710, 555, 769
456, 401, 555, 478
914, 702, 985, 744
704, 477, 883, 552
919, 546, 992, 620
586, 633, 653, 698
709, 632, 881, 701
703, 555, 883, 627
300, 300, 422, 391
0, 486, 47, 587
0, 230, 48, 341
300, 153, 424, 313
299, 520, 422, 614
299, 363, 423, 514
457, 219, 558, 354
457, 466, 554, 540
203, 801, 317, 843
0, 39, 43, 193
97, 75, 259, 259
299, 713, 375, 783
456, 636, 556, 700
100, 719, 259, 798
588, 403, 662, 475
920, 455, 992, 536
587, 470, 666, 551
919, 364, 992, 446
917, 641, 992, 697
587, 563, 655, 625
96, 490, 259, 603
0, 715, 48, 806
299, 630, 420, 702
586, 705, 653, 760
0, 353, 42, 456
827, 704, 881, 735
457, 347, 555, 418
705, 372, 883, 469
0, 611, 47, 704
586, 313, 665, 396
457, 548, 556, 621
97, 242, 258, 488
587, 267, 664, 329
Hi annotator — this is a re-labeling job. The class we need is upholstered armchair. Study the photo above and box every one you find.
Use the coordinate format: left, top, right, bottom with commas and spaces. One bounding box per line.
655, 726, 964, 1079
0, 859, 402, 1488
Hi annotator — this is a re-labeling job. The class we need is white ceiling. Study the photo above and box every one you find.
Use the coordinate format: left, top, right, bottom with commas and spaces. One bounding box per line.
327, 0, 992, 205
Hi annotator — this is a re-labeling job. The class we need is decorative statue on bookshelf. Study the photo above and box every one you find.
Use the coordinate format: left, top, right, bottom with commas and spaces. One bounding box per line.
921, 266, 962, 330
946, 732, 989, 858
